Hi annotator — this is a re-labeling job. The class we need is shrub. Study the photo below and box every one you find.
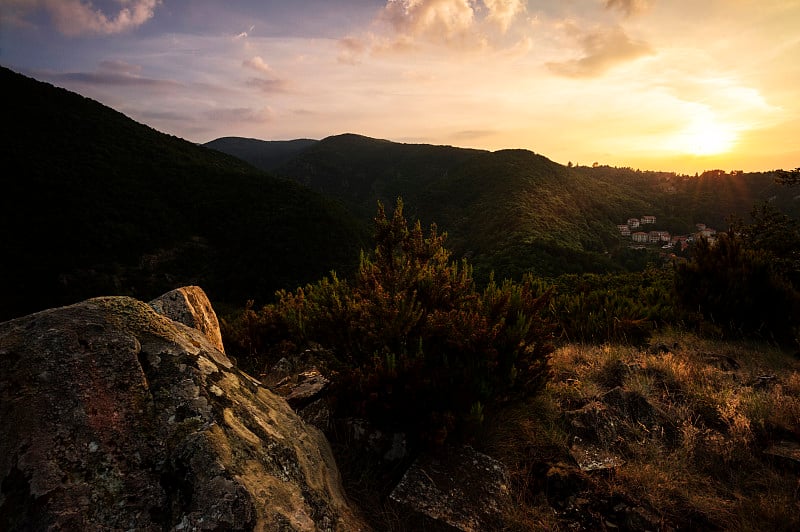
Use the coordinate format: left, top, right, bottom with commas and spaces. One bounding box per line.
675, 230, 799, 346
550, 269, 681, 345
239, 199, 554, 447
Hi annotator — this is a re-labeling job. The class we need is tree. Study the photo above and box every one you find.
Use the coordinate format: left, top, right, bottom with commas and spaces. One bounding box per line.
775, 167, 800, 186
675, 221, 799, 346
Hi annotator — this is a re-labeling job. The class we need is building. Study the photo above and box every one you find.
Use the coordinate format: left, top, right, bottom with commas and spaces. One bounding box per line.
617, 224, 631, 236
632, 231, 648, 243
641, 215, 656, 224
648, 231, 662, 243
627, 218, 640, 228
672, 235, 690, 251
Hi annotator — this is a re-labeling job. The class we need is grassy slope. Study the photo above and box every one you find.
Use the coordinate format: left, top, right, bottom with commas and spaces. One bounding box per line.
0, 66, 366, 320
485, 333, 800, 530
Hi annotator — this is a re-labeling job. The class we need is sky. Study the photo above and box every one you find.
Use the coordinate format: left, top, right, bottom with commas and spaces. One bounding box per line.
1, 0, 799, 174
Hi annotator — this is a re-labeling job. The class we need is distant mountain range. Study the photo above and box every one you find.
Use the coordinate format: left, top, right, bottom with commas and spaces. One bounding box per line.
205, 135, 798, 280
2, 64, 796, 320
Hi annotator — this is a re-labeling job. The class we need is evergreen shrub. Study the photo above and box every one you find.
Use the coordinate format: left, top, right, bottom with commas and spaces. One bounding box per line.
230, 200, 555, 446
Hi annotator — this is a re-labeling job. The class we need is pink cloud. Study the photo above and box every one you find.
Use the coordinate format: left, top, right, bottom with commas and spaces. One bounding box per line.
245, 77, 288, 93
203, 107, 273, 124
43, 0, 160, 36
605, 0, 651, 17
381, 0, 476, 41
337, 36, 367, 64
243, 56, 274, 75
547, 25, 653, 77
483, 0, 526, 33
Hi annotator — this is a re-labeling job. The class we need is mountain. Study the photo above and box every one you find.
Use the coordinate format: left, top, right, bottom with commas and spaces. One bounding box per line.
0, 66, 366, 321
209, 135, 663, 278
204, 137, 317, 172
208, 133, 487, 220
210, 134, 798, 280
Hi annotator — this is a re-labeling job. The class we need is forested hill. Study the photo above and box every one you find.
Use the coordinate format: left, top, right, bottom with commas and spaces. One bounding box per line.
0, 66, 366, 321
203, 137, 318, 173
208, 133, 487, 220
209, 134, 797, 280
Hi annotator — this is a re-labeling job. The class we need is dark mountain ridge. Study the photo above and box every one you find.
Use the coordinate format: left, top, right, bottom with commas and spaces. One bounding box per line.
0, 66, 365, 321
204, 137, 318, 172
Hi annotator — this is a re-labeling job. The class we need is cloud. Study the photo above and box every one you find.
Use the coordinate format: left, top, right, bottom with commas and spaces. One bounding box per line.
451, 129, 496, 140
243, 56, 273, 75
137, 109, 193, 122
203, 107, 273, 123
604, 0, 651, 17
347, 0, 530, 57
234, 25, 255, 40
381, 0, 476, 41
483, 0, 526, 33
245, 77, 288, 93
97, 59, 142, 76
337, 36, 367, 64
547, 25, 653, 77
41, 0, 160, 37
46, 61, 179, 89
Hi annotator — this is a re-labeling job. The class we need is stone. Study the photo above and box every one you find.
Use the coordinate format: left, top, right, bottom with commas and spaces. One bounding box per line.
283, 370, 330, 409
149, 285, 225, 353
543, 463, 588, 509
389, 445, 511, 531
0, 294, 365, 531
764, 441, 800, 465
270, 357, 295, 380
703, 353, 740, 371
569, 437, 626, 472
298, 399, 332, 432
601, 387, 657, 427
340, 418, 408, 462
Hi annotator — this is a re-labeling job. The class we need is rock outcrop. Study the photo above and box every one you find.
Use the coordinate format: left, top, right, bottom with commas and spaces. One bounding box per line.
149, 285, 225, 353
389, 445, 510, 531
0, 290, 365, 531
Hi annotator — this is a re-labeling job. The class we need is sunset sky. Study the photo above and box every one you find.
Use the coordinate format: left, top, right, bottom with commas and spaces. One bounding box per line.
2, 0, 798, 174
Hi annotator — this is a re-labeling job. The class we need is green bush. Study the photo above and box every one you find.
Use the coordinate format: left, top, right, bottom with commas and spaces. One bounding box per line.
550, 269, 681, 345
675, 229, 799, 346
235, 200, 554, 447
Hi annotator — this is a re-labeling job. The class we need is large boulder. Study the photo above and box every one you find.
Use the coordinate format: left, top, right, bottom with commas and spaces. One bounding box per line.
0, 292, 366, 531
149, 285, 225, 353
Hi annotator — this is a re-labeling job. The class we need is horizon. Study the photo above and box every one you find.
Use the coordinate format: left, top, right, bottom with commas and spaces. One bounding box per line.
2, 1, 798, 175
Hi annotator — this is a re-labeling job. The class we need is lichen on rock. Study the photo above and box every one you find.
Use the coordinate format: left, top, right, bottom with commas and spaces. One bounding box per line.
0, 289, 365, 531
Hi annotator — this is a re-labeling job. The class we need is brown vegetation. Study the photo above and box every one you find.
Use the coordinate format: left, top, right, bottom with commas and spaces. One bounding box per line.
483, 331, 800, 530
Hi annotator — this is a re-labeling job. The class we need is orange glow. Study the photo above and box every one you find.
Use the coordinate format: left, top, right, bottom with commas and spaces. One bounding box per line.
677, 116, 737, 156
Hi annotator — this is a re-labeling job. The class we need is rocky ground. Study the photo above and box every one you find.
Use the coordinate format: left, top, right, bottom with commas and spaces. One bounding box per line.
2, 288, 797, 531
270, 333, 800, 531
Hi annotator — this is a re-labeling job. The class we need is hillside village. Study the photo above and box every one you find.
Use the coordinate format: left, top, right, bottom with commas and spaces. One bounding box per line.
617, 216, 717, 250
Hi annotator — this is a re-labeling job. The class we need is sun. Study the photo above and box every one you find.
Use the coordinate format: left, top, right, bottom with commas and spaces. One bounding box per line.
673, 115, 737, 156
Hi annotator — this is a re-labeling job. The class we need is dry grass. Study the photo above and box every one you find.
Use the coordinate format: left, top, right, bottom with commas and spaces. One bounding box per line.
484, 330, 800, 530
